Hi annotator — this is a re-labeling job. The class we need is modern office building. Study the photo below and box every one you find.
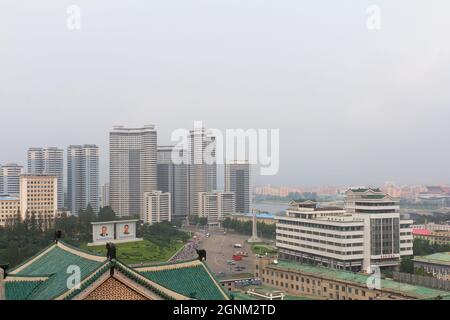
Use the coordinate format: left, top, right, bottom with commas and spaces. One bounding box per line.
143, 190, 171, 225
0, 195, 20, 227
0, 163, 24, 196
157, 146, 189, 221
198, 191, 235, 225
67, 145, 100, 214
276, 188, 413, 273
27, 147, 64, 209
109, 125, 157, 218
19, 174, 58, 223
225, 161, 251, 213
100, 183, 110, 208
188, 127, 217, 216
345, 188, 414, 272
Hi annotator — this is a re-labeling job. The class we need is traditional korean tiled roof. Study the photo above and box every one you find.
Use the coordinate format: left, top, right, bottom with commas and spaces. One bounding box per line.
3, 241, 229, 300
136, 260, 229, 300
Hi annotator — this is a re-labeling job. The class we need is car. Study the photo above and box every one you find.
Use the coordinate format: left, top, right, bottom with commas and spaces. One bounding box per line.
233, 243, 242, 248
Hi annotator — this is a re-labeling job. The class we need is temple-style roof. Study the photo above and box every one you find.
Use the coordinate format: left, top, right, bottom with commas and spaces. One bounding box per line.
3, 241, 229, 300
136, 260, 228, 300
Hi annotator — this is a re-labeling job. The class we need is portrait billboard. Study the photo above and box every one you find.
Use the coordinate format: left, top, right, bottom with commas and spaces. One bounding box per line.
93, 223, 114, 242
116, 221, 136, 240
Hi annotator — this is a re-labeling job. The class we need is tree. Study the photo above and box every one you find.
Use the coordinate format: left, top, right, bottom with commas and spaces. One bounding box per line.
97, 206, 116, 222
400, 257, 414, 274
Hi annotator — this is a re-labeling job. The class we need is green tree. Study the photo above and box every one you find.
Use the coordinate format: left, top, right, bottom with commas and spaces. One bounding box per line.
97, 206, 116, 222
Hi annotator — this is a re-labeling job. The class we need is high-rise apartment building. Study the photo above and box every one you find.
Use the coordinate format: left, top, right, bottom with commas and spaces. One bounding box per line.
0, 163, 24, 196
157, 146, 189, 221
225, 161, 251, 214
143, 190, 171, 225
109, 125, 157, 218
19, 174, 58, 222
100, 183, 110, 208
276, 188, 413, 273
198, 191, 235, 225
188, 127, 216, 216
27, 147, 64, 209
67, 145, 99, 214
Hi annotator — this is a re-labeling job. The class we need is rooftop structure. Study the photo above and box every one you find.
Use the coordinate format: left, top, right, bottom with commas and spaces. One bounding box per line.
1, 241, 229, 300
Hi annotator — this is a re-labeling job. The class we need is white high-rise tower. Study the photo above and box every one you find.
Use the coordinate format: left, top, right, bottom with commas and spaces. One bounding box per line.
109, 125, 157, 218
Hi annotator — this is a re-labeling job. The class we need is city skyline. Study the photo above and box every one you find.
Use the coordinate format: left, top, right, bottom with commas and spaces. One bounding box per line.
2, 2, 450, 187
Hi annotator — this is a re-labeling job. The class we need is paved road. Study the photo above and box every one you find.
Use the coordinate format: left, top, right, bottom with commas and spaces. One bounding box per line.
197, 229, 256, 276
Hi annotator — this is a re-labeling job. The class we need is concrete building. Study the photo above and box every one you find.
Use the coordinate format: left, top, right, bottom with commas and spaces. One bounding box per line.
157, 146, 189, 221
27, 147, 64, 209
276, 188, 413, 273
412, 229, 450, 246
19, 174, 58, 222
413, 252, 450, 281
198, 191, 235, 225
67, 145, 99, 214
0, 195, 20, 227
346, 188, 414, 273
143, 190, 171, 225
188, 127, 217, 216
225, 161, 251, 214
255, 256, 449, 300
109, 125, 157, 218
100, 183, 110, 208
0, 163, 24, 196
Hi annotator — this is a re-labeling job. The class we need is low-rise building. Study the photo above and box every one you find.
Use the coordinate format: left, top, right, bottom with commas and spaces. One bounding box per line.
143, 190, 171, 225
0, 195, 20, 227
19, 174, 58, 223
412, 229, 450, 245
255, 256, 450, 300
413, 252, 450, 281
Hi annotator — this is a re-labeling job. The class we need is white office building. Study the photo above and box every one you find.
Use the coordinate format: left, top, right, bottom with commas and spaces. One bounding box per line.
109, 125, 157, 218
276, 188, 413, 273
143, 190, 171, 224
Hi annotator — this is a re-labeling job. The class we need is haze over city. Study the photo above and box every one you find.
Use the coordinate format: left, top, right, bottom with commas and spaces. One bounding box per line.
1, 0, 450, 186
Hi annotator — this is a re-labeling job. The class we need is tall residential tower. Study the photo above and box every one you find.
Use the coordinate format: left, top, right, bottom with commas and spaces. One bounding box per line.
109, 125, 157, 218
67, 145, 99, 214
225, 161, 251, 214
188, 127, 216, 216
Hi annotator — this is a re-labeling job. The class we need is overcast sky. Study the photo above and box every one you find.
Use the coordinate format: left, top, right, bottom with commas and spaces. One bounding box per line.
1, 1, 450, 187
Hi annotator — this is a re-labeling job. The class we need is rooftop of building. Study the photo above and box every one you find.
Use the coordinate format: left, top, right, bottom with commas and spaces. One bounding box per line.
3, 240, 229, 300
413, 252, 450, 266
348, 188, 382, 193
265, 259, 450, 300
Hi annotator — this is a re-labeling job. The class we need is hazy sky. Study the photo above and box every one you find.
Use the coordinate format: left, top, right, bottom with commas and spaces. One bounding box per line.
1, 1, 450, 187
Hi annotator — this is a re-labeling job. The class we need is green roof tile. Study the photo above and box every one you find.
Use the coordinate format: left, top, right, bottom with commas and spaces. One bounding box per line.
5, 280, 44, 300
140, 264, 227, 300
